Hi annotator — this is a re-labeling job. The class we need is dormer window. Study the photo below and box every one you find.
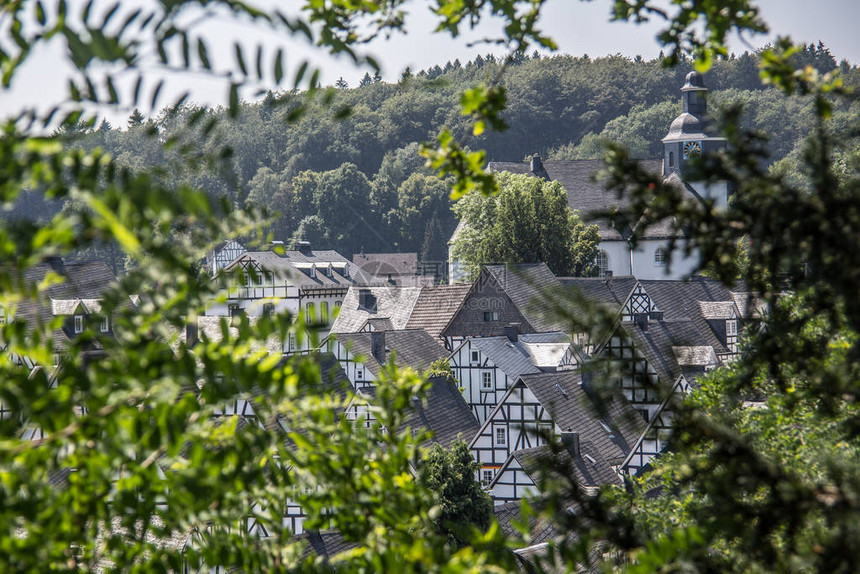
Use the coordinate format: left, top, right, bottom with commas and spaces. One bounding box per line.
309, 265, 316, 279
74, 315, 84, 334
326, 264, 333, 278
726, 319, 738, 337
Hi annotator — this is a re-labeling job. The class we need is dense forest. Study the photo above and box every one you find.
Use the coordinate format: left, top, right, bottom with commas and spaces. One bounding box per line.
11, 42, 858, 267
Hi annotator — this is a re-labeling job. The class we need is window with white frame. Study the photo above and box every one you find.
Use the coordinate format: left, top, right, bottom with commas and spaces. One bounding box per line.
305, 302, 315, 324
470, 349, 480, 363
74, 315, 83, 334
355, 364, 364, 381
242, 271, 250, 287
483, 311, 499, 322
482, 469, 494, 486
481, 371, 492, 390
596, 250, 610, 277
320, 301, 329, 324
100, 316, 109, 333
654, 247, 667, 265
288, 333, 296, 352
726, 319, 738, 336
494, 427, 506, 446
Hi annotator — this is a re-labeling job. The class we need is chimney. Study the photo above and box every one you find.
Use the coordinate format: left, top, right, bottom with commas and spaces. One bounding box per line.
270, 240, 284, 252
561, 431, 581, 460
634, 312, 649, 333
371, 331, 386, 363
530, 154, 549, 180
504, 323, 519, 343
296, 241, 311, 255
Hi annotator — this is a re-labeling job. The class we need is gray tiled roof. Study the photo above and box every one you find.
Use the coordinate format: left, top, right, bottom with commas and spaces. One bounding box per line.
224, 249, 375, 289
558, 276, 639, 315
513, 441, 622, 491
494, 501, 558, 544
297, 530, 358, 561
11, 260, 123, 352
334, 329, 447, 378
639, 277, 742, 353
407, 376, 480, 449
618, 319, 712, 385
484, 264, 564, 333
468, 332, 571, 380
672, 345, 718, 366
520, 371, 646, 466
354, 375, 478, 450
404, 284, 471, 339
329, 286, 422, 334
352, 252, 418, 276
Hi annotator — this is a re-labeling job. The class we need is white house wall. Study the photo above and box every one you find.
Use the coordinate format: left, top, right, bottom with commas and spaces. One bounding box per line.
470, 382, 555, 483
489, 456, 538, 505
449, 341, 515, 425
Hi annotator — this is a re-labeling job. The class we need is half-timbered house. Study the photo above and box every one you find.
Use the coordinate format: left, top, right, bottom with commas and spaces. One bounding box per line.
488, 435, 621, 504
206, 242, 376, 354
469, 370, 646, 486
440, 263, 565, 351
449, 329, 580, 424
326, 329, 447, 390
343, 374, 479, 450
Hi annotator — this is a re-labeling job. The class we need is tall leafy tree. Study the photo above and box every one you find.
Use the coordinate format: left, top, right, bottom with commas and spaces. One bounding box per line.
452, 171, 599, 277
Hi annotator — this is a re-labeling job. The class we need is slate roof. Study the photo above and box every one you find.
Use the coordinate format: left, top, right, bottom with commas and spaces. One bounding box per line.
494, 501, 558, 545
466, 332, 571, 380
224, 249, 375, 289
618, 318, 715, 385
329, 286, 422, 334
639, 277, 743, 353
9, 260, 124, 352
353, 375, 478, 449
297, 529, 358, 561
487, 159, 688, 241
483, 264, 565, 333
558, 276, 639, 315
333, 329, 447, 378
352, 252, 418, 276
404, 284, 471, 339
514, 441, 622, 491
519, 371, 646, 466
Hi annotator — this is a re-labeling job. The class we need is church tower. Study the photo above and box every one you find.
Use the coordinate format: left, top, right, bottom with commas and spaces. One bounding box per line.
662, 71, 726, 179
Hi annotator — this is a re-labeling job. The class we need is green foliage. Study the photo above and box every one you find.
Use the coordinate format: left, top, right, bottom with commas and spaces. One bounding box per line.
451, 172, 599, 278
418, 440, 493, 548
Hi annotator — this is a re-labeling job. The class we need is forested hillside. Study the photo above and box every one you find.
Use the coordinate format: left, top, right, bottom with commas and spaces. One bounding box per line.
12, 43, 858, 265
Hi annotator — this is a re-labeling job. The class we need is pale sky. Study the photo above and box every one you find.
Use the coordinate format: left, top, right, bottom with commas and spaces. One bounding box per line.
2, 0, 859, 125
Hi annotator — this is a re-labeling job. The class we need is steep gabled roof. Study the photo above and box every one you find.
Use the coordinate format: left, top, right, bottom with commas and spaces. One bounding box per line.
513, 441, 622, 491
352, 252, 418, 276
493, 500, 558, 544
353, 375, 478, 450
558, 276, 639, 315
617, 319, 711, 385
466, 332, 571, 380
333, 329, 447, 378
483, 264, 564, 333
404, 284, 471, 339
329, 286, 422, 334
297, 529, 358, 561
519, 371, 646, 465
224, 249, 375, 289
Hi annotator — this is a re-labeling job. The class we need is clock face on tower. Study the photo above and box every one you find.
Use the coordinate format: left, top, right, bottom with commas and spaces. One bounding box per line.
683, 140, 702, 158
